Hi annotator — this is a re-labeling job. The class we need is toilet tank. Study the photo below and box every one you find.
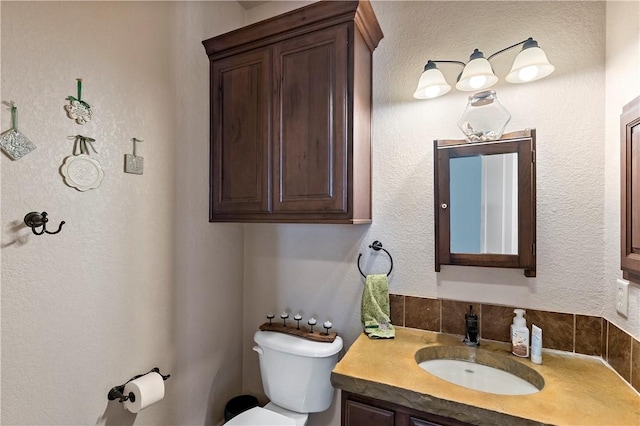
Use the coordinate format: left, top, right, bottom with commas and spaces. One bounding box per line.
253, 331, 343, 413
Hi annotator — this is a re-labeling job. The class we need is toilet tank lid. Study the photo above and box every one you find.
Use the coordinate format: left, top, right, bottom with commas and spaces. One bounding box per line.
254, 331, 343, 357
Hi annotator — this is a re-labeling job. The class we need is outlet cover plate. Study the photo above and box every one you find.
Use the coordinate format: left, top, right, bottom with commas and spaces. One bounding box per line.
616, 278, 629, 317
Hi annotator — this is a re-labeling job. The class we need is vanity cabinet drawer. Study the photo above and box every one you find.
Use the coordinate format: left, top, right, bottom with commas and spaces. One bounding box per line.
344, 399, 394, 426
341, 391, 471, 426
410, 417, 445, 426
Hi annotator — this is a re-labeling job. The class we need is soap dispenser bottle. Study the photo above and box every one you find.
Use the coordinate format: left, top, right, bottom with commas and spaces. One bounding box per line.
511, 309, 530, 357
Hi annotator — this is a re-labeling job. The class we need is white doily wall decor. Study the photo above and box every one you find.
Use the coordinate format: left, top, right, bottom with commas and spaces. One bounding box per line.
61, 135, 104, 191
65, 78, 93, 124
0, 102, 36, 160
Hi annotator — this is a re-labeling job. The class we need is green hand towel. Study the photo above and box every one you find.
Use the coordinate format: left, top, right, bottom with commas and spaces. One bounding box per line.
361, 274, 395, 339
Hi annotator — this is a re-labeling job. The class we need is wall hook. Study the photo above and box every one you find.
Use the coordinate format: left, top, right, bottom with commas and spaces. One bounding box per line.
23, 212, 65, 235
107, 367, 171, 403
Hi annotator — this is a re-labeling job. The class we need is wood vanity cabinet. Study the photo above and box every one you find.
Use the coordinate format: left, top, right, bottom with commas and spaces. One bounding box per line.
621, 95, 640, 282
202, 1, 383, 223
342, 391, 472, 426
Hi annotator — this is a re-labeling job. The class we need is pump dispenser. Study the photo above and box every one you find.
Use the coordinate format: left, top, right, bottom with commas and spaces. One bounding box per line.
511, 309, 530, 357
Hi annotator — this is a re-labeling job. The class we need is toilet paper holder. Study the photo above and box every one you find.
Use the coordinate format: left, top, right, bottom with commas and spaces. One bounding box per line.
107, 367, 170, 403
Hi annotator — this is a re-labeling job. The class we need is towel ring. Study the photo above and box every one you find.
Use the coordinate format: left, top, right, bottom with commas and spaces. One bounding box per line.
357, 240, 393, 278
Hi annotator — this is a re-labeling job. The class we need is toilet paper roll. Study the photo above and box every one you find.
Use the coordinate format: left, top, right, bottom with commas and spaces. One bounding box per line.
123, 372, 165, 413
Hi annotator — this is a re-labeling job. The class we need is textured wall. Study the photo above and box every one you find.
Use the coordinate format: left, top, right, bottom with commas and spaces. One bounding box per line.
1, 2, 245, 425
240, 2, 634, 424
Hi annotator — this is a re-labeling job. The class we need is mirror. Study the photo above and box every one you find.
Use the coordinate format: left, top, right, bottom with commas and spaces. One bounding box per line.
450, 152, 518, 255
434, 129, 536, 277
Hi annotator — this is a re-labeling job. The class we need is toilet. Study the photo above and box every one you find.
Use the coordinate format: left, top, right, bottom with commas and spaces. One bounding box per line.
226, 330, 343, 426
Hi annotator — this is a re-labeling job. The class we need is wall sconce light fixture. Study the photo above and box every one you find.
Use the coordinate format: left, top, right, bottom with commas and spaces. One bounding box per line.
413, 37, 555, 100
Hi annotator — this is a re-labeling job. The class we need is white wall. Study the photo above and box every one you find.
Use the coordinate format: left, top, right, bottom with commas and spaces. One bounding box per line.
240, 2, 638, 424
1, 2, 245, 424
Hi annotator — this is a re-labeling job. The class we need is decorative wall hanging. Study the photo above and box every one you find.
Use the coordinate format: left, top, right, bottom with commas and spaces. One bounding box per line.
124, 137, 144, 175
65, 78, 93, 124
61, 135, 104, 191
0, 102, 36, 160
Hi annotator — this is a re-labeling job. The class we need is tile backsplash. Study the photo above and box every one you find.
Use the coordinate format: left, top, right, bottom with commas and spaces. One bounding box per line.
389, 294, 640, 394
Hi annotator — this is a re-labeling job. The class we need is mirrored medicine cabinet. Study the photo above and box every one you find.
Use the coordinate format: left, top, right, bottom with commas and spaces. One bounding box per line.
621, 96, 640, 282
434, 129, 536, 277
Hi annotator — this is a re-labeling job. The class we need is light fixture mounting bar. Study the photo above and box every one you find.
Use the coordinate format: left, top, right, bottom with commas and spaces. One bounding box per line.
427, 60, 466, 67
487, 37, 533, 61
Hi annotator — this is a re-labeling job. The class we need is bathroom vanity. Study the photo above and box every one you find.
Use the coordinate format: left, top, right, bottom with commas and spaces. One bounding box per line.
331, 327, 640, 425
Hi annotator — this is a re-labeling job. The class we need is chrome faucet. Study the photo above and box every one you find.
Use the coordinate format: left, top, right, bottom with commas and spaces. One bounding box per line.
463, 305, 480, 346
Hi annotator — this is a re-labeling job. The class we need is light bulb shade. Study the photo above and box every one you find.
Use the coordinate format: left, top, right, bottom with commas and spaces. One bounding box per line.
456, 57, 498, 91
506, 46, 555, 83
413, 67, 451, 99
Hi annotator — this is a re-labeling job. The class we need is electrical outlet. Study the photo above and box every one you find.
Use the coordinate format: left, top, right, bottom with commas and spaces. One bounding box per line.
616, 278, 629, 317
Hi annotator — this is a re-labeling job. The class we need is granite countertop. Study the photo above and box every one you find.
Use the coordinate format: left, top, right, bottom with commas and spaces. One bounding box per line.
331, 327, 640, 425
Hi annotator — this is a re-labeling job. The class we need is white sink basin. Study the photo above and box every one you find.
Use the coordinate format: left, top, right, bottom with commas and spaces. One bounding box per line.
418, 359, 540, 395
415, 346, 544, 396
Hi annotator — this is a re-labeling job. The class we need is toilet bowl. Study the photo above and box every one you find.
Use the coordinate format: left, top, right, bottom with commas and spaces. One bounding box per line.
225, 330, 343, 426
226, 402, 305, 426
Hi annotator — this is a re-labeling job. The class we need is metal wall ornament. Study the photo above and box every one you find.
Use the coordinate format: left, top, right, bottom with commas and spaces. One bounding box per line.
124, 137, 144, 175
0, 102, 36, 160
61, 135, 104, 191
65, 79, 93, 124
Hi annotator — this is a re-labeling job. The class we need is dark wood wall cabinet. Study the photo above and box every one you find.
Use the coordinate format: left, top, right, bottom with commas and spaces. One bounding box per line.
621, 95, 640, 282
202, 1, 383, 223
342, 391, 472, 426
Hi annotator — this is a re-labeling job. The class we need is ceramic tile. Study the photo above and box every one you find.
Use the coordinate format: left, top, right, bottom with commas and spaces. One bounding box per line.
526, 310, 574, 352
608, 323, 632, 382
480, 304, 514, 343
389, 294, 404, 327
404, 296, 440, 332
441, 300, 478, 336
575, 315, 602, 356
632, 338, 640, 393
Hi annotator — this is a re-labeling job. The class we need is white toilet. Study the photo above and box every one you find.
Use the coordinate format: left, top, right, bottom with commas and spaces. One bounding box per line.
226, 330, 344, 426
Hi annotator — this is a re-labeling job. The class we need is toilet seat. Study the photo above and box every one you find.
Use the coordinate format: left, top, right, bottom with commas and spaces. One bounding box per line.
225, 406, 296, 425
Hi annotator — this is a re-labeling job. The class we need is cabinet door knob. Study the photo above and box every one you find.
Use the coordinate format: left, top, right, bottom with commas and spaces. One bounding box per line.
441, 203, 448, 209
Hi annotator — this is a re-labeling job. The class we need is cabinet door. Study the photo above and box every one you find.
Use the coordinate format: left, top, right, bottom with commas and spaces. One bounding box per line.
273, 25, 348, 215
621, 96, 640, 280
211, 48, 271, 219
343, 399, 394, 426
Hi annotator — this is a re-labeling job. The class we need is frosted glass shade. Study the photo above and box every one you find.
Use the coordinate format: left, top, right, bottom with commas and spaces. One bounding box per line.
413, 67, 451, 99
455, 57, 498, 91
506, 46, 555, 83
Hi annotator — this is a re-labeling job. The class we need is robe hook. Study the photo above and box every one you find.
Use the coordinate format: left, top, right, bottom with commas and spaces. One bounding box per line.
24, 211, 65, 235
